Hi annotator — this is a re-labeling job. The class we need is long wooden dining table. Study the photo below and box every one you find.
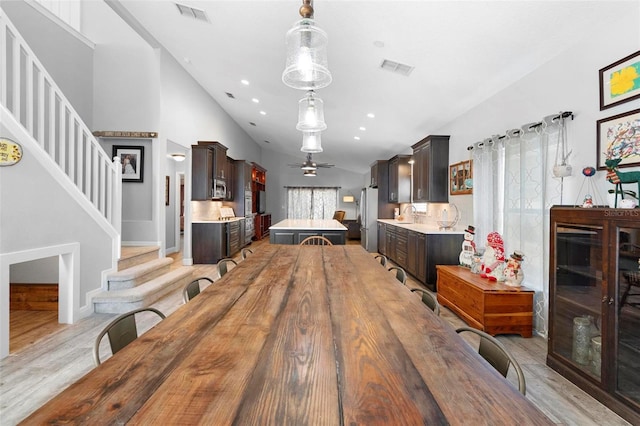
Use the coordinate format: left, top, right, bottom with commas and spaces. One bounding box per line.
23, 245, 553, 425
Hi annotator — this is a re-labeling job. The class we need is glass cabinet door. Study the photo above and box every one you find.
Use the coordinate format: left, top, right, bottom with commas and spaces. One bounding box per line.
552, 224, 604, 380
616, 226, 640, 405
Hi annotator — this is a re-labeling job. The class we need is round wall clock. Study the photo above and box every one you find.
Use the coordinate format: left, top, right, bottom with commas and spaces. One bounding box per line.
0, 137, 23, 166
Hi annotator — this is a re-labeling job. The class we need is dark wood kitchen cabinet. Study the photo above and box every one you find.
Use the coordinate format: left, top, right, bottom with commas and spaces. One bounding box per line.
382, 222, 460, 290
225, 156, 235, 201
377, 222, 387, 256
192, 142, 229, 200
388, 155, 411, 203
191, 145, 214, 200
411, 135, 449, 203
192, 222, 226, 264
548, 206, 640, 424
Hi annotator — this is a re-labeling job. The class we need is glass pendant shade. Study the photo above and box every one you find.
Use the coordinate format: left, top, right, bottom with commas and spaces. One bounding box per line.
297, 91, 326, 132
282, 18, 332, 90
301, 131, 323, 153
303, 169, 317, 177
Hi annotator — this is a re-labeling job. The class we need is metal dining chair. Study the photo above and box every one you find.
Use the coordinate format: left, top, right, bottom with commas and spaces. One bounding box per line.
299, 236, 333, 246
217, 258, 238, 278
455, 326, 526, 395
182, 276, 215, 303
374, 254, 387, 266
410, 288, 440, 315
388, 266, 407, 285
93, 307, 166, 366
241, 247, 254, 260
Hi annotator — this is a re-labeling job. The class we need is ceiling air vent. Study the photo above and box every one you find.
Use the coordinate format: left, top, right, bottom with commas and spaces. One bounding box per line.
176, 3, 209, 22
380, 59, 414, 77
225, 92, 235, 99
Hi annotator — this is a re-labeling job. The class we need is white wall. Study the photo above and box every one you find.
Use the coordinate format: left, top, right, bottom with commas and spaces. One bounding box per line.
0, 122, 112, 301
438, 4, 640, 213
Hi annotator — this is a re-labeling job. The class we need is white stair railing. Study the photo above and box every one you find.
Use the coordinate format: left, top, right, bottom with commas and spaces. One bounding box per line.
0, 8, 121, 236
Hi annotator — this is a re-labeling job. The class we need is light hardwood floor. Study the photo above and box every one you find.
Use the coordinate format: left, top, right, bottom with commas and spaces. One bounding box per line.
0, 238, 631, 425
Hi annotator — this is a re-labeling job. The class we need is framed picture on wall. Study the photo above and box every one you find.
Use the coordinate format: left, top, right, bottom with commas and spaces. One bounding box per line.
596, 108, 640, 170
113, 145, 144, 182
599, 50, 640, 110
165, 176, 170, 206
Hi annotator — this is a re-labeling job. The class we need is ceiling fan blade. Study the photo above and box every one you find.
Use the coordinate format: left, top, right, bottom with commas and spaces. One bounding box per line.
316, 163, 334, 168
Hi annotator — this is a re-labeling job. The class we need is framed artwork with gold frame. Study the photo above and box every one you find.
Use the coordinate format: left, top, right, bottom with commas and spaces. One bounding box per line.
450, 160, 473, 195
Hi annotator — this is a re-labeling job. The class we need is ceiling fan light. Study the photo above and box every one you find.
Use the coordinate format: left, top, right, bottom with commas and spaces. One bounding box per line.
303, 169, 317, 177
282, 18, 332, 90
301, 131, 323, 153
296, 91, 326, 132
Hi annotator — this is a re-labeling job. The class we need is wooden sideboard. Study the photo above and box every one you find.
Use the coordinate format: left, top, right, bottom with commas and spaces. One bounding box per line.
436, 265, 534, 337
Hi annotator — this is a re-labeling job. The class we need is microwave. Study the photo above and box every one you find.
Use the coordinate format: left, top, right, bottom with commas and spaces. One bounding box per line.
213, 179, 226, 199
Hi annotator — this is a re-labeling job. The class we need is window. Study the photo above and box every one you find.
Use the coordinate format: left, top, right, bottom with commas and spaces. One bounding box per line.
286, 187, 338, 219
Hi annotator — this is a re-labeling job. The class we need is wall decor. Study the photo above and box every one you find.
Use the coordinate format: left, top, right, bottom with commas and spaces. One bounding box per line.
597, 108, 640, 170
113, 145, 144, 182
94, 131, 158, 138
165, 176, 170, 206
599, 50, 640, 110
0, 137, 23, 166
449, 160, 473, 195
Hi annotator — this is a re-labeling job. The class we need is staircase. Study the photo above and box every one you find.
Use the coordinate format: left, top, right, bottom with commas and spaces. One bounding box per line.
93, 247, 193, 314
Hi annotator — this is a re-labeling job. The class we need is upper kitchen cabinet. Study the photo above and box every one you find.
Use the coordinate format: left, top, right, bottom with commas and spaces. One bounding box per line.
197, 141, 228, 180
191, 145, 214, 200
411, 135, 450, 203
192, 141, 229, 200
388, 155, 411, 203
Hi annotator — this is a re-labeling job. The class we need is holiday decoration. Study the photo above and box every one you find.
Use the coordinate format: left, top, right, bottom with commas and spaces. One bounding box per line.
459, 225, 476, 268
480, 231, 505, 282
504, 251, 525, 287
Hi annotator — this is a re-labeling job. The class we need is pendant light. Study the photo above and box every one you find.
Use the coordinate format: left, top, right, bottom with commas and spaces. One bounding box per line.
301, 131, 323, 153
296, 90, 326, 132
282, 1, 332, 90
303, 169, 317, 177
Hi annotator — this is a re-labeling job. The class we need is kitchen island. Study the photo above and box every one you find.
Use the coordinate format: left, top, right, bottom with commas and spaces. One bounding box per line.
270, 219, 347, 245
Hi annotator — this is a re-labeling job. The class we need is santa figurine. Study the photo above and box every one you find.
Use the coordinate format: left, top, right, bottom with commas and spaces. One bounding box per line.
504, 251, 525, 287
480, 231, 505, 281
459, 225, 476, 268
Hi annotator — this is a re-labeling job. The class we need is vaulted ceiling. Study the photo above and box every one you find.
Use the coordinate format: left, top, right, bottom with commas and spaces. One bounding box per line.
115, 0, 622, 173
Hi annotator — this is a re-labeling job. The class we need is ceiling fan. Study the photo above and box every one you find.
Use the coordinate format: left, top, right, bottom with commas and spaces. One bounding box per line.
287, 153, 334, 171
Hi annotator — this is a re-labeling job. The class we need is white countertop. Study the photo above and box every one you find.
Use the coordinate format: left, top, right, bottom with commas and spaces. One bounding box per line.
192, 217, 245, 224
377, 219, 465, 235
270, 219, 347, 230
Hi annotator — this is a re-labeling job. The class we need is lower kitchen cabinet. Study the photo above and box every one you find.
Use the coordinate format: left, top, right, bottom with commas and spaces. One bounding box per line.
192, 223, 226, 264
382, 222, 461, 290
377, 222, 387, 256
192, 220, 247, 264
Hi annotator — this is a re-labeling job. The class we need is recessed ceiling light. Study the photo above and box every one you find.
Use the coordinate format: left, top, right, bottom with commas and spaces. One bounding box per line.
252, 98, 259, 103
241, 79, 250, 85
359, 127, 366, 131
354, 136, 361, 140
259, 111, 266, 115
367, 113, 375, 118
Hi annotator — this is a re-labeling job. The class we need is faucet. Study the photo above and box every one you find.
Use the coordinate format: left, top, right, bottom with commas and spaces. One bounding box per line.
401, 204, 418, 223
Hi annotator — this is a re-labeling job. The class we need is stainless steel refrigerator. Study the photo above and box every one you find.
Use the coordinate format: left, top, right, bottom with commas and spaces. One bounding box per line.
360, 187, 378, 252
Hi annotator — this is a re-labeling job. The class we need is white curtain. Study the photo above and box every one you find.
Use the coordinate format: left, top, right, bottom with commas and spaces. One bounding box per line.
286, 187, 338, 219
473, 119, 565, 336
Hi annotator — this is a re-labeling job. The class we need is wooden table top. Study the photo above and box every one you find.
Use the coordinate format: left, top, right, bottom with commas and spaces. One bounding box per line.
24, 245, 552, 425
